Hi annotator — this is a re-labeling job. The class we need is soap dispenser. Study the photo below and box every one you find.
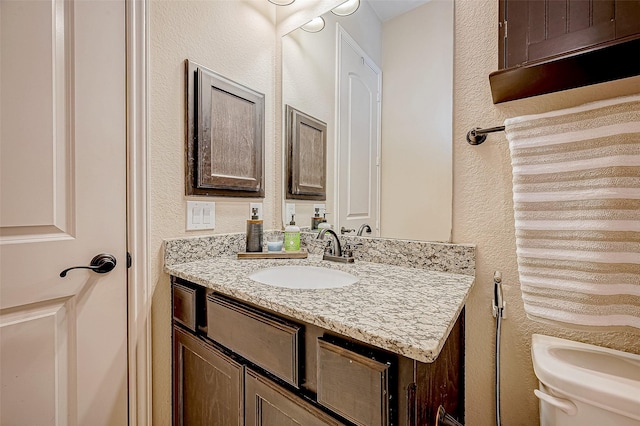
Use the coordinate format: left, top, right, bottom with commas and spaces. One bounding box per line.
317, 212, 332, 231
284, 214, 300, 251
246, 208, 263, 252
311, 208, 323, 231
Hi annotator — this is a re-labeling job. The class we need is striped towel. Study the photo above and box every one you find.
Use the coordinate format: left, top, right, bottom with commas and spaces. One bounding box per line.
505, 94, 640, 330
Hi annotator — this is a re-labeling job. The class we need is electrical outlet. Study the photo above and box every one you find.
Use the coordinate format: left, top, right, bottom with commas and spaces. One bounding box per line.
285, 203, 296, 223
313, 204, 326, 216
250, 202, 263, 219
186, 201, 215, 230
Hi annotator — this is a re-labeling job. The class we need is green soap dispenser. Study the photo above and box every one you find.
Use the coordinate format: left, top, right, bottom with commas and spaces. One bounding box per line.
284, 214, 300, 251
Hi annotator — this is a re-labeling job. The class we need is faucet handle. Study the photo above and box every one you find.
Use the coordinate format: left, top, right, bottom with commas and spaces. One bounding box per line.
340, 227, 355, 234
342, 242, 362, 258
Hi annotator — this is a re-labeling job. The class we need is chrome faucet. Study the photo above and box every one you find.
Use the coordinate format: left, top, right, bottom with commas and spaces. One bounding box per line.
316, 228, 355, 263
356, 223, 372, 236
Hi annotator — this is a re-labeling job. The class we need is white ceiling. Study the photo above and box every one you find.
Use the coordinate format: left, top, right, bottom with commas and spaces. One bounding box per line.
366, 0, 432, 22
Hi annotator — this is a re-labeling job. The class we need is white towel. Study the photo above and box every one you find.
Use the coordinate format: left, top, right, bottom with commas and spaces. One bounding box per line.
505, 94, 640, 330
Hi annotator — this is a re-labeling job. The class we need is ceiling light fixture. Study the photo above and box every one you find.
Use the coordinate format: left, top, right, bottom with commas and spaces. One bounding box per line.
301, 16, 325, 33
331, 0, 360, 16
268, 0, 295, 6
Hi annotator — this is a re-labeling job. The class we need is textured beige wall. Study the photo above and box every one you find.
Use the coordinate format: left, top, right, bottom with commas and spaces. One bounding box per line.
149, 1, 276, 423
453, 1, 640, 425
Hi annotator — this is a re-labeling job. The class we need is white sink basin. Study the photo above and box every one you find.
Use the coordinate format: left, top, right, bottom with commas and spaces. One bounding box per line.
248, 266, 358, 289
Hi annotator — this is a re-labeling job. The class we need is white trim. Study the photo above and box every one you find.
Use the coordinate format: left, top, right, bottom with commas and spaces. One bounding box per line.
126, 0, 151, 424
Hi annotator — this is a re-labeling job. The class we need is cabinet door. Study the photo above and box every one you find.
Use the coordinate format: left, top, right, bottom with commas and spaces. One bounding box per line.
245, 369, 346, 426
317, 339, 392, 426
185, 60, 265, 197
501, 0, 640, 69
491, 0, 640, 103
173, 326, 244, 426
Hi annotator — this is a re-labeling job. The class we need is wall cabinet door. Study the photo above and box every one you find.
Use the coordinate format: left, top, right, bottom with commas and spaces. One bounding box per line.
185, 61, 265, 198
501, 0, 640, 68
173, 326, 244, 426
491, 0, 640, 103
245, 369, 346, 426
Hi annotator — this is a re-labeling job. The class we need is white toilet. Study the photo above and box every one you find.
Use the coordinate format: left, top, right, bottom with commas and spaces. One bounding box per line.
531, 334, 640, 426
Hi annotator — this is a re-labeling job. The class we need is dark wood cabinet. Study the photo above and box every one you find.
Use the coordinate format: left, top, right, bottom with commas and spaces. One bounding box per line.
173, 326, 244, 426
171, 277, 465, 426
285, 105, 328, 201
206, 294, 302, 388
317, 338, 393, 426
490, 0, 640, 103
185, 60, 265, 197
245, 369, 346, 426
499, 0, 640, 69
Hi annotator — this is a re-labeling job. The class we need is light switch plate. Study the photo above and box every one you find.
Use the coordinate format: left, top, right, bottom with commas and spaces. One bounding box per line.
250, 202, 263, 220
285, 203, 296, 224
187, 201, 215, 230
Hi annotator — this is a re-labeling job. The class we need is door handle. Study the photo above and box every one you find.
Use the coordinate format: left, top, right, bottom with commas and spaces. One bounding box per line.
60, 254, 117, 277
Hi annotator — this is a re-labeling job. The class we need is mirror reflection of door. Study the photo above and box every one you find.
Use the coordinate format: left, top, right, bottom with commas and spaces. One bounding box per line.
336, 25, 381, 235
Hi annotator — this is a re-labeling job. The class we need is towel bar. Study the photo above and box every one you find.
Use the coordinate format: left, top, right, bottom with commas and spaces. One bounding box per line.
466, 125, 505, 145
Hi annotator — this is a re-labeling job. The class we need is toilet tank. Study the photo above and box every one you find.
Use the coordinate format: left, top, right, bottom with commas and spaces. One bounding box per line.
531, 334, 640, 426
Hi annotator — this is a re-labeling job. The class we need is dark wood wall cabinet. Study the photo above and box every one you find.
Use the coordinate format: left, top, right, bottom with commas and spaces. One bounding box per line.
286, 105, 327, 201
490, 0, 640, 103
185, 60, 265, 197
171, 276, 465, 426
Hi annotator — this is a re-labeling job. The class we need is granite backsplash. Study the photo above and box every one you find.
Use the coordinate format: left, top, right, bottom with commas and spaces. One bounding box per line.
164, 231, 475, 276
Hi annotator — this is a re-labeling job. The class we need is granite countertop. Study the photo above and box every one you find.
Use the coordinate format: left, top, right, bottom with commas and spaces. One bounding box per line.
165, 254, 474, 363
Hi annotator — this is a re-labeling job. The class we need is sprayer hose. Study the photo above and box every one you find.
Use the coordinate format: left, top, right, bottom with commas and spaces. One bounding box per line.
495, 310, 502, 426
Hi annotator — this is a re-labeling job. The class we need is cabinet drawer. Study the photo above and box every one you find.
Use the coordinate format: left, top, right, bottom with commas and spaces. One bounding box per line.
172, 282, 197, 331
317, 338, 394, 426
245, 369, 346, 426
207, 294, 302, 387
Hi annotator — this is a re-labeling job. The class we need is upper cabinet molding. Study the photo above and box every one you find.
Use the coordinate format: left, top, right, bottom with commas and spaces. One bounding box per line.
489, 0, 640, 103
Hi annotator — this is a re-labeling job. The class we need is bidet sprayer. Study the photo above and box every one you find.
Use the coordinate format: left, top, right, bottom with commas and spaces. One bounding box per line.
493, 271, 505, 318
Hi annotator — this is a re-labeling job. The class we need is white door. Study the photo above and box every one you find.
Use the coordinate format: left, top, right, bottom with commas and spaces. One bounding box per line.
0, 0, 128, 425
336, 26, 381, 236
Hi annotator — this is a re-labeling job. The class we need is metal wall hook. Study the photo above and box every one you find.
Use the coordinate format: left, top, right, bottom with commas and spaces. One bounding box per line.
60, 253, 117, 277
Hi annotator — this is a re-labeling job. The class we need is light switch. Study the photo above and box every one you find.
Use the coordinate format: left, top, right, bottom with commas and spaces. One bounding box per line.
192, 207, 202, 224
187, 201, 215, 230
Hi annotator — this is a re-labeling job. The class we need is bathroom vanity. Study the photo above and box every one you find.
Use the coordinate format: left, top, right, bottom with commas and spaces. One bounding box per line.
165, 242, 474, 426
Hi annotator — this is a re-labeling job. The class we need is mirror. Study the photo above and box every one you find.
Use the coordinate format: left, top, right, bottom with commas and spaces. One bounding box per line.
282, 0, 453, 242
